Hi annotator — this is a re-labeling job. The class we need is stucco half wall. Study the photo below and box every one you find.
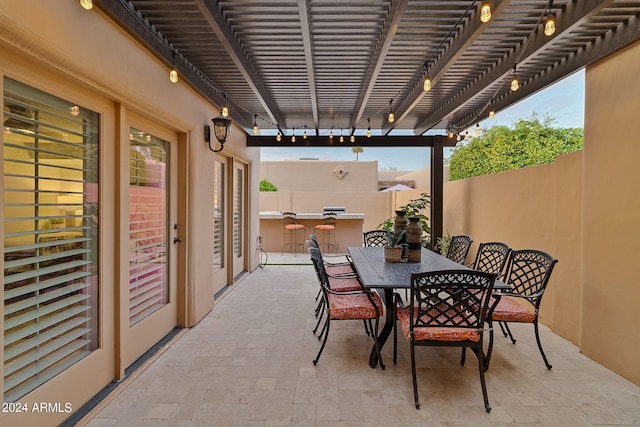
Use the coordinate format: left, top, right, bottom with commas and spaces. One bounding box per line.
582, 39, 640, 385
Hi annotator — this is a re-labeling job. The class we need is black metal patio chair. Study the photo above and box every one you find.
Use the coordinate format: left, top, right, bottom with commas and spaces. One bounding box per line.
363, 229, 390, 247
446, 234, 473, 264
393, 269, 496, 411
490, 249, 558, 369
308, 247, 384, 368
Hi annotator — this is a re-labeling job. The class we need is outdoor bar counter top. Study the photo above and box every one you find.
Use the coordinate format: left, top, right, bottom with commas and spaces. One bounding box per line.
259, 211, 365, 253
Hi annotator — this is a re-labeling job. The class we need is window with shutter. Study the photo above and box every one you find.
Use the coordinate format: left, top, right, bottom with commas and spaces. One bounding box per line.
3, 77, 99, 402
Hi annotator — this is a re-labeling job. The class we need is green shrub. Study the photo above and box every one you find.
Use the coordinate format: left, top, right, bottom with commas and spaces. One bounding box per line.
259, 178, 278, 192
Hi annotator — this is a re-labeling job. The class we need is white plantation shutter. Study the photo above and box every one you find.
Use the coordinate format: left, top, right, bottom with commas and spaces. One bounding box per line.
3, 78, 99, 402
128, 129, 168, 325
233, 167, 243, 260
213, 160, 225, 272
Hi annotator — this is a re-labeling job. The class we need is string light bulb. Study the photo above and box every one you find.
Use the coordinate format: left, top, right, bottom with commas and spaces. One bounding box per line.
544, 15, 556, 36
544, 0, 556, 36
366, 118, 372, 138
350, 134, 355, 143
456, 133, 462, 141
291, 128, 296, 143
465, 130, 470, 140
276, 132, 282, 142
303, 125, 308, 139
480, 1, 492, 23
489, 108, 495, 119
252, 115, 259, 135
169, 51, 178, 83
510, 64, 520, 91
339, 129, 344, 143
80, 0, 93, 10
475, 122, 481, 136
423, 75, 432, 92
329, 128, 334, 140
221, 95, 229, 118
448, 129, 454, 139
387, 99, 395, 123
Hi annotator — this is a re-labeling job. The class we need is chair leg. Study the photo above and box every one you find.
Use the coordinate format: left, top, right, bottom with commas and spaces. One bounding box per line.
314, 287, 321, 301
534, 320, 552, 370
460, 347, 466, 366
313, 318, 330, 365
313, 308, 324, 335
485, 319, 495, 372
498, 321, 508, 337
314, 297, 324, 317
503, 322, 517, 344
317, 317, 328, 340
410, 342, 419, 409
476, 344, 491, 413
363, 319, 370, 336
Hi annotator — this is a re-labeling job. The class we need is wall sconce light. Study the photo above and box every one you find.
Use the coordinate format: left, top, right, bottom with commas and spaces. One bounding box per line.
205, 115, 232, 152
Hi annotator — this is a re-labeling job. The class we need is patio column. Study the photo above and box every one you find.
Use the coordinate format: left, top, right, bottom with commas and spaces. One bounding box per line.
430, 137, 444, 249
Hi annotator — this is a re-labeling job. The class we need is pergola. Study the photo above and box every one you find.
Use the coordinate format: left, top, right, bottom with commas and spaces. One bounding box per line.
95, 0, 640, 242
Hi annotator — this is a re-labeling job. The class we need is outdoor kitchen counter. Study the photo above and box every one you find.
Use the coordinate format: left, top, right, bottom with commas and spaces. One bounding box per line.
259, 211, 366, 253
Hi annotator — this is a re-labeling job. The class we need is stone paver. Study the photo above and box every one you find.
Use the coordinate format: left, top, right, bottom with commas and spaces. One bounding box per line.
83, 259, 640, 426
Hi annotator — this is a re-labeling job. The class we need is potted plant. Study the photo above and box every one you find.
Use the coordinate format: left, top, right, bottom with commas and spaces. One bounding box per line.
378, 193, 431, 248
384, 230, 406, 263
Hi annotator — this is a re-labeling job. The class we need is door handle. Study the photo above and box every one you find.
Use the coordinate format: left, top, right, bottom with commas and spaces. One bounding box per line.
173, 237, 183, 244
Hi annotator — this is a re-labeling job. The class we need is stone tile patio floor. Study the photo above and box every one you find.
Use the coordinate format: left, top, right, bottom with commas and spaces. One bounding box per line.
83, 255, 640, 426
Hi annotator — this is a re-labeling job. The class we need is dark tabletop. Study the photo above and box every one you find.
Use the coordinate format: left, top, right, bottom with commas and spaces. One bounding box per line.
348, 246, 510, 290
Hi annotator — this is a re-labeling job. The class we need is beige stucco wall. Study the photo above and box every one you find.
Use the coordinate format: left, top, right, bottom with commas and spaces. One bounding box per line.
443, 152, 583, 344
396, 165, 450, 189
0, 2, 260, 423
582, 40, 640, 384
261, 160, 379, 192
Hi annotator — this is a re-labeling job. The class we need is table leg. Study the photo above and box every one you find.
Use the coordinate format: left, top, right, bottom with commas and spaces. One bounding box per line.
369, 288, 395, 368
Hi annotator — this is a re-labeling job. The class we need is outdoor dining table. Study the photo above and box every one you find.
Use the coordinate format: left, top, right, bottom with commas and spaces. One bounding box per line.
347, 246, 510, 369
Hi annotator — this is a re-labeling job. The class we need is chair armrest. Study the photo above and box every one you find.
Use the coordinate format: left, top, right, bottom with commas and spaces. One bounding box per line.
393, 292, 408, 309
325, 287, 375, 296
326, 271, 358, 279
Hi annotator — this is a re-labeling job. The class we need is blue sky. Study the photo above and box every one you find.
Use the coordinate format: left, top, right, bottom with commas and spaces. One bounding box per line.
260, 69, 585, 171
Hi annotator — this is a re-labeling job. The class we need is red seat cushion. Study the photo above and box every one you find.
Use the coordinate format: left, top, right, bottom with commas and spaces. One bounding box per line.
315, 224, 335, 230
491, 296, 536, 323
327, 292, 384, 320
396, 306, 481, 342
285, 224, 305, 230
328, 276, 362, 292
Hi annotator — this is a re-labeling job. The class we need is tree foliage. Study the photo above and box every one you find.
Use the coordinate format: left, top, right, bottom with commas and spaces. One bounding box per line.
448, 114, 583, 180
259, 178, 278, 191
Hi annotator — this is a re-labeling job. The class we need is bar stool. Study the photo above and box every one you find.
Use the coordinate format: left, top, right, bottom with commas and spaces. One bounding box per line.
282, 212, 306, 255
314, 212, 337, 253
